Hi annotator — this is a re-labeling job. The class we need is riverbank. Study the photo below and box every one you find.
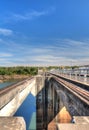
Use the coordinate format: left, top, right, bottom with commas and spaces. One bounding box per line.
0, 75, 30, 83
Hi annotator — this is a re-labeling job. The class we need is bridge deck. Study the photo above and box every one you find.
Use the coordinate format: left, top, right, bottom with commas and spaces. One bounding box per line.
48, 72, 89, 106
54, 76, 89, 105
50, 72, 89, 90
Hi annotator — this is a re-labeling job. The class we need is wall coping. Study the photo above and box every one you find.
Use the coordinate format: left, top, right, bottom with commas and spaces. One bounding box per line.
0, 117, 26, 130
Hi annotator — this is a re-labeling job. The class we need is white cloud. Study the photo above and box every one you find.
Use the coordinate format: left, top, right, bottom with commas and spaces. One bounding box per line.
5, 7, 55, 22
12, 10, 48, 21
27, 39, 89, 66
0, 28, 13, 36
0, 53, 13, 57
0, 38, 89, 66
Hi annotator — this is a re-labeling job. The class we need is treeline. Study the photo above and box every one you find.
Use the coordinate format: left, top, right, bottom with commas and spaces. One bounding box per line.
0, 67, 38, 76
46, 66, 79, 70
0, 66, 79, 76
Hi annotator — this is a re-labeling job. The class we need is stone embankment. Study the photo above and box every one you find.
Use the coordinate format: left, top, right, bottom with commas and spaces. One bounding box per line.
0, 75, 29, 83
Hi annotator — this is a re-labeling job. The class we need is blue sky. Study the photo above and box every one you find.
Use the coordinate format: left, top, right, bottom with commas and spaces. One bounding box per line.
0, 0, 89, 66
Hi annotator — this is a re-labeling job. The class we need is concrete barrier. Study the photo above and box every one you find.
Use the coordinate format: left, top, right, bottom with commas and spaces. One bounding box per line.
0, 117, 26, 130
0, 78, 36, 116
57, 116, 89, 130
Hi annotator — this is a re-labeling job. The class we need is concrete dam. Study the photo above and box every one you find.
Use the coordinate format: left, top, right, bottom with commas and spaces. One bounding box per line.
0, 73, 89, 130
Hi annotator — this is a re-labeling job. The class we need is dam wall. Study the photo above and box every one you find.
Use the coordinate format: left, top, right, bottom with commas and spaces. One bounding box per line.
0, 74, 89, 130
0, 77, 36, 116
0, 75, 45, 130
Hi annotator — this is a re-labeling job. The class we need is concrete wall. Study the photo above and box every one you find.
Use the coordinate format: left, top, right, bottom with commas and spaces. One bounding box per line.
48, 78, 89, 116
36, 75, 46, 130
0, 117, 26, 130
0, 75, 45, 129
57, 116, 89, 130
0, 78, 36, 116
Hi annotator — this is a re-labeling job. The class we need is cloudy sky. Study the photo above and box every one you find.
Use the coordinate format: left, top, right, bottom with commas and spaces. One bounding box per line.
0, 0, 89, 66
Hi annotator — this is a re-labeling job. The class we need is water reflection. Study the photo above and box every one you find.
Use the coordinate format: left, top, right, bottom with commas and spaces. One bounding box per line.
14, 93, 36, 130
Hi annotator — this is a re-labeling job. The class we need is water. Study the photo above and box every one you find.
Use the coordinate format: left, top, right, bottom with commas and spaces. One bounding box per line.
14, 93, 36, 130
0, 81, 16, 89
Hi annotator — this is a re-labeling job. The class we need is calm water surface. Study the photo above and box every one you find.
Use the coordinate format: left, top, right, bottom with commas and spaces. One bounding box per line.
14, 93, 36, 130
0, 81, 16, 89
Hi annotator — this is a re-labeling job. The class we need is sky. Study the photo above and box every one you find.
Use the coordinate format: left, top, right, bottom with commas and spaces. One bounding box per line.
0, 0, 89, 66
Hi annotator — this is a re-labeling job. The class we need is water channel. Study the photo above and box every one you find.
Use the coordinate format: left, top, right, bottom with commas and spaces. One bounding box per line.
0, 81, 36, 130
14, 93, 36, 130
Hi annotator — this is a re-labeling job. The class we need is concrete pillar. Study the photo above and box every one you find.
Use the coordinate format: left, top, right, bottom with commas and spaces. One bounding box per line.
52, 85, 55, 117
54, 89, 57, 116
